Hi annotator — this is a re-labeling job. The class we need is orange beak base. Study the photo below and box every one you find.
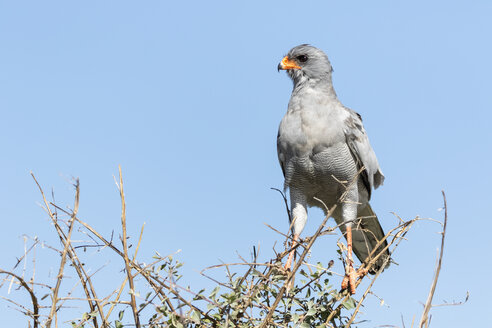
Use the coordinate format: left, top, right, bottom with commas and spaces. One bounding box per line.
278, 56, 301, 71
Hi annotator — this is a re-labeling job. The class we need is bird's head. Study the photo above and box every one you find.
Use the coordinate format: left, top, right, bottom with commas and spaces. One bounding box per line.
278, 44, 333, 85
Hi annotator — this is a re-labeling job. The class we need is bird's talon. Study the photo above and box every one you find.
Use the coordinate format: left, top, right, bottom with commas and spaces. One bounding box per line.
357, 267, 369, 277
349, 268, 357, 295
341, 275, 349, 290
341, 264, 367, 294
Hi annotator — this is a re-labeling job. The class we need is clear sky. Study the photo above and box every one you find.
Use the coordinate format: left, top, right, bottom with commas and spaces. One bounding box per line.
1, 1, 490, 327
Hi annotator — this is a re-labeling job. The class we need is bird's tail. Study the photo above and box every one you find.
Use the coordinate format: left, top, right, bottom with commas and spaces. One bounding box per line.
348, 204, 390, 274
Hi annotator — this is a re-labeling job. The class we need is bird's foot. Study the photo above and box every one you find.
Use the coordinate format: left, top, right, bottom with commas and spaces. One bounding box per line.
341, 265, 368, 294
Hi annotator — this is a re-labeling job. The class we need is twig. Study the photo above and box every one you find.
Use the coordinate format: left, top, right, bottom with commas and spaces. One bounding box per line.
428, 291, 469, 308
419, 191, 448, 328
104, 222, 146, 321
45, 180, 79, 328
0, 270, 40, 327
117, 165, 141, 328
33, 174, 107, 327
271, 188, 292, 223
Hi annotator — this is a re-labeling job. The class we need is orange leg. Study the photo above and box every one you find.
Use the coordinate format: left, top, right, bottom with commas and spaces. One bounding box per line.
341, 226, 358, 294
284, 234, 299, 271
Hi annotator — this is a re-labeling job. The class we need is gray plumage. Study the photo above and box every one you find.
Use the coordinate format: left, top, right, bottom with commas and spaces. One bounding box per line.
277, 44, 389, 272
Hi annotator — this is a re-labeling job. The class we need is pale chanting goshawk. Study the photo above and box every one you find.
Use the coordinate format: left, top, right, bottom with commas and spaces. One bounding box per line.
277, 44, 389, 294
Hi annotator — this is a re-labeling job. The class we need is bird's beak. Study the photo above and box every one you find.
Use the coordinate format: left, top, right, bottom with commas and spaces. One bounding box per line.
277, 56, 301, 72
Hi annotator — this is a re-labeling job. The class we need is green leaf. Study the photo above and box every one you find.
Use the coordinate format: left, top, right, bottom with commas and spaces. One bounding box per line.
118, 310, 124, 321
158, 305, 168, 315
342, 297, 356, 310
170, 314, 178, 326
306, 308, 316, 316
191, 310, 201, 323
115, 320, 124, 328
209, 286, 220, 299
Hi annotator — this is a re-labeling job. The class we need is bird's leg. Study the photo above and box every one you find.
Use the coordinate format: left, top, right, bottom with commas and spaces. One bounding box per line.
285, 190, 307, 271
341, 226, 358, 294
340, 184, 369, 294
341, 226, 370, 294
284, 234, 299, 271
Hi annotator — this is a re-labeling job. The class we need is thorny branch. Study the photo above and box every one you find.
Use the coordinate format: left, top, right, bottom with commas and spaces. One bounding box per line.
0, 270, 40, 328
419, 191, 448, 328
116, 165, 141, 328
0, 170, 459, 328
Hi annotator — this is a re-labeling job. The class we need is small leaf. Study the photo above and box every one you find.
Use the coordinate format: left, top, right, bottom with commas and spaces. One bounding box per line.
158, 306, 168, 315
306, 308, 316, 316
209, 286, 220, 299
342, 297, 356, 310
191, 310, 200, 323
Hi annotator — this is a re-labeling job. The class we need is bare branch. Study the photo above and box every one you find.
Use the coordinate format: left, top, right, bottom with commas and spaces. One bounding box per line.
419, 191, 448, 328
0, 270, 40, 328
117, 165, 141, 328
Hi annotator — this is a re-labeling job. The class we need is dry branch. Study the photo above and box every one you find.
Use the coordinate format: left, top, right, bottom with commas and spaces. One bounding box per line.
0, 270, 40, 327
117, 165, 141, 328
418, 191, 448, 328
0, 170, 459, 328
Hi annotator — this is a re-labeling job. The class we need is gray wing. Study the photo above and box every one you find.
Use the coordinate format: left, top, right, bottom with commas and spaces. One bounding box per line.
343, 107, 384, 199
277, 130, 287, 178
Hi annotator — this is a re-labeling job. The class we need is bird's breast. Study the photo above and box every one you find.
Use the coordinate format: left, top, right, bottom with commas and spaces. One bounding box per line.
278, 104, 346, 157
278, 95, 357, 200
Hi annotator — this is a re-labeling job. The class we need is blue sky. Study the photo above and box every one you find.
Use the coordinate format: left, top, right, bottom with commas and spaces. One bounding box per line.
1, 1, 490, 326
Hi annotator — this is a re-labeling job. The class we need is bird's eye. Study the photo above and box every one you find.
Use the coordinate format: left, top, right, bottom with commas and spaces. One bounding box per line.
297, 55, 308, 63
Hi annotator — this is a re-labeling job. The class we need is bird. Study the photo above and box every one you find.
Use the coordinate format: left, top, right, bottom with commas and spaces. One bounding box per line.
276, 44, 389, 294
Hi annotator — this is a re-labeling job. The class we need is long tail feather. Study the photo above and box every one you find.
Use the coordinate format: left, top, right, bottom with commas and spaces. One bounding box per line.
350, 204, 390, 274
